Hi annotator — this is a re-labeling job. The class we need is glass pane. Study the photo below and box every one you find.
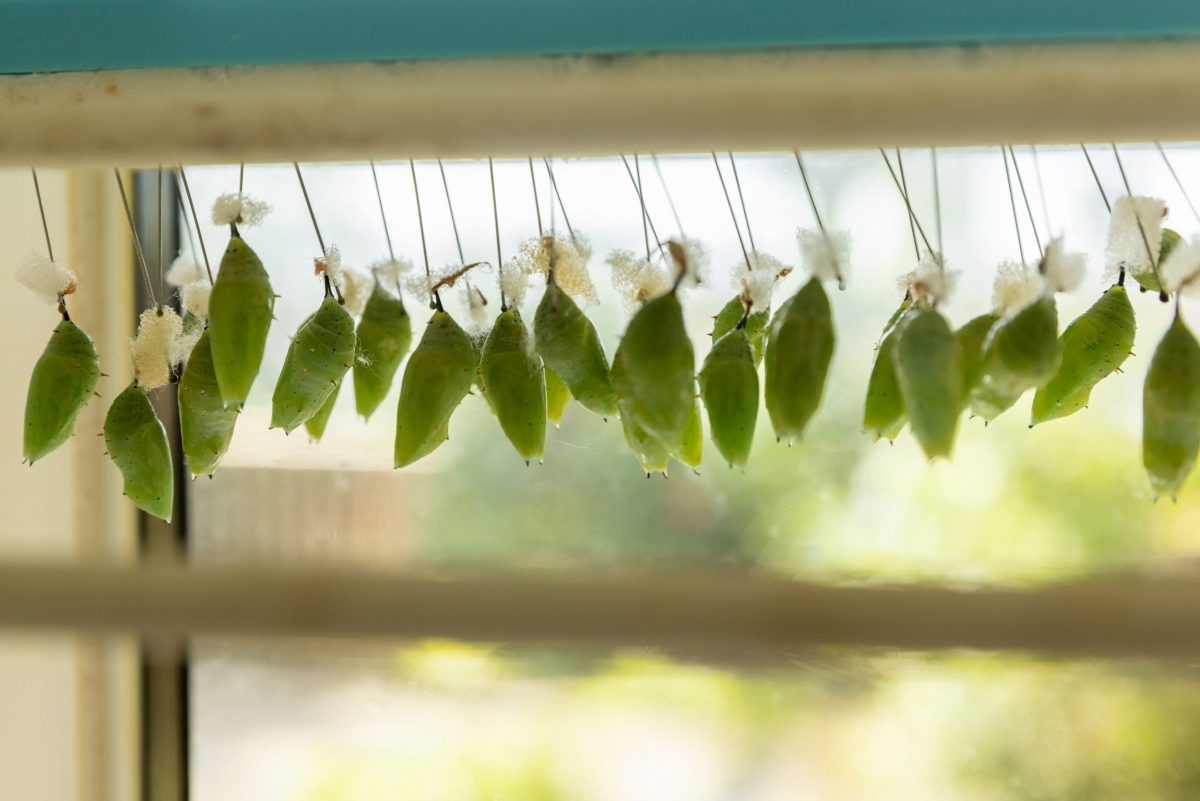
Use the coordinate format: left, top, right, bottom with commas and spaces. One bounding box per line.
193, 639, 1200, 801
184, 150, 1200, 582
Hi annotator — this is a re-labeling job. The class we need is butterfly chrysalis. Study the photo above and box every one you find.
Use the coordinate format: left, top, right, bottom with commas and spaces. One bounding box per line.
893, 308, 964, 460
207, 233, 274, 408
1143, 313, 1200, 500
479, 307, 547, 462
711, 295, 769, 366
177, 329, 238, 475
533, 281, 618, 419
544, 367, 571, 426
863, 299, 914, 441
671, 388, 704, 471
1031, 285, 1136, 425
611, 291, 694, 454
24, 318, 101, 464
271, 295, 357, 434
394, 310, 478, 467
353, 281, 412, 420
103, 382, 173, 522
700, 324, 759, 468
763, 277, 835, 443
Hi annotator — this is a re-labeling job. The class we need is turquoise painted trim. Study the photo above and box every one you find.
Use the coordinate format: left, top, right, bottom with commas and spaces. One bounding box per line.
2, 0, 1199, 75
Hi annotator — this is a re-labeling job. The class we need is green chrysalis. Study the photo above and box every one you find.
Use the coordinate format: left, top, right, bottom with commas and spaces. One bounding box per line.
207, 234, 274, 408
394, 310, 477, 468
1143, 313, 1200, 500
671, 389, 703, 471
610, 291, 694, 452
177, 328, 238, 476
103, 382, 173, 522
533, 281, 618, 419
956, 312, 1000, 402
23, 317, 101, 464
1031, 285, 1136, 426
712, 295, 769, 365
271, 295, 356, 434
545, 366, 570, 426
353, 282, 412, 420
863, 299, 913, 441
764, 277, 835, 443
304, 381, 340, 442
892, 308, 964, 460
699, 326, 759, 467
479, 308, 547, 462
620, 411, 670, 477
969, 297, 1060, 421
1131, 228, 1180, 294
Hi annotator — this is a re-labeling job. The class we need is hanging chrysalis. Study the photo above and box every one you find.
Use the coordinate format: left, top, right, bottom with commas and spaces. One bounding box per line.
699, 296, 759, 467
955, 312, 1001, 401
479, 307, 547, 463
620, 410, 671, 477
712, 296, 769, 365
713, 251, 791, 366
172, 247, 240, 476
104, 381, 173, 522
970, 241, 1084, 421
353, 264, 413, 420
1143, 313, 1200, 500
1141, 238, 1200, 497
25, 317, 102, 464
178, 329, 239, 476
18, 254, 101, 464
763, 276, 835, 445
270, 271, 357, 434
545, 367, 570, 426
762, 240, 840, 444
531, 236, 618, 419
891, 256, 963, 460
207, 195, 274, 408
108, 304, 182, 519
304, 381, 340, 442
1030, 284, 1136, 425
301, 266, 371, 442
609, 244, 695, 454
672, 388, 704, 472
971, 298, 1059, 420
1150, 228, 1184, 293
863, 298, 915, 441
394, 308, 478, 468
763, 230, 844, 443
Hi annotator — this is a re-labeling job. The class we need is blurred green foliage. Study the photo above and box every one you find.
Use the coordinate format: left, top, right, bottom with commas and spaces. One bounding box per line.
288, 645, 1200, 801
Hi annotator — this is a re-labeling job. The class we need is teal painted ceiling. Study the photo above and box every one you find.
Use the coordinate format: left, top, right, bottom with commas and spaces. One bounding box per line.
1, 0, 1197, 74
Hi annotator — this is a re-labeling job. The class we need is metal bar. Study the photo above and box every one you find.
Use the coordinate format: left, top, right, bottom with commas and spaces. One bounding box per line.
7, 43, 1200, 166
1, 563, 1200, 659
131, 169, 190, 801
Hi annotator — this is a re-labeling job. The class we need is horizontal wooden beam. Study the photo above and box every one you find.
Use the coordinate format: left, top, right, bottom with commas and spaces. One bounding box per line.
1, 562, 1198, 659
4, 41, 1200, 167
